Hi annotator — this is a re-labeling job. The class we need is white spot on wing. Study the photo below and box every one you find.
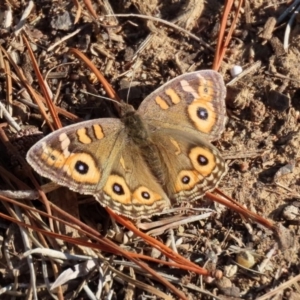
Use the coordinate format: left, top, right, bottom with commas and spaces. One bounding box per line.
180, 79, 199, 98
59, 133, 71, 157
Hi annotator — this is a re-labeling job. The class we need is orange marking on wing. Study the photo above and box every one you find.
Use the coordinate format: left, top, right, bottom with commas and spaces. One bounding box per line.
41, 144, 101, 184
92, 124, 104, 140
187, 100, 216, 134
77, 128, 92, 144
165, 88, 181, 104
197, 76, 215, 102
64, 153, 101, 183
132, 186, 162, 205
104, 175, 131, 204
155, 96, 169, 110
189, 147, 216, 176
170, 137, 181, 155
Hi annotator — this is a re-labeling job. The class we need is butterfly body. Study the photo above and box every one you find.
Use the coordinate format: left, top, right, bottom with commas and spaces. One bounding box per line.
27, 70, 227, 219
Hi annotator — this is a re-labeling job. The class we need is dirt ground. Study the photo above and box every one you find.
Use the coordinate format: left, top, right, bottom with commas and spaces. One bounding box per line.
0, 0, 300, 299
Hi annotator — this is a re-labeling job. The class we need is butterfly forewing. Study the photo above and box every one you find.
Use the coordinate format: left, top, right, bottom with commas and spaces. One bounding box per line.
27, 119, 125, 194
138, 70, 226, 141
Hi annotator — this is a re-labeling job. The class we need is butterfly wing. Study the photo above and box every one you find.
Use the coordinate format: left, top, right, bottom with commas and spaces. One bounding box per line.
27, 70, 226, 218
27, 118, 171, 218
27, 119, 125, 195
138, 70, 226, 141
137, 70, 227, 203
97, 141, 171, 218
147, 129, 227, 203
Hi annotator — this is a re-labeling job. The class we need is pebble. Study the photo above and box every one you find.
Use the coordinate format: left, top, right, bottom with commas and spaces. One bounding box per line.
230, 65, 243, 77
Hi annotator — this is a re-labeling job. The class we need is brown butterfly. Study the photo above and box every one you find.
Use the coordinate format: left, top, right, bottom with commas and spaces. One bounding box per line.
27, 70, 227, 219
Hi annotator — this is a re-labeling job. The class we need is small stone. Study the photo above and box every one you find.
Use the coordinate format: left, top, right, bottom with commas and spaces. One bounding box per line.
224, 265, 237, 278
282, 205, 299, 221
260, 17, 276, 40
236, 251, 256, 268
267, 90, 290, 111
215, 277, 240, 297
151, 247, 162, 259
230, 65, 243, 77
51, 11, 73, 31
239, 161, 249, 172
178, 225, 184, 233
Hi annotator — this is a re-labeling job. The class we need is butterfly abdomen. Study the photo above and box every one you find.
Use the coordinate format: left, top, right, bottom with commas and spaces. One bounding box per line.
139, 143, 168, 186
120, 104, 167, 186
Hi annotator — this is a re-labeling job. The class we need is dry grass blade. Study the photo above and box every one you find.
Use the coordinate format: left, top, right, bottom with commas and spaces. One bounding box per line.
0, 45, 55, 131
108, 209, 211, 277
213, 0, 244, 70
107, 264, 174, 300
22, 35, 62, 130
0, 193, 189, 299
69, 48, 121, 103
105, 13, 214, 51
144, 212, 213, 236
0, 49, 13, 116
72, 0, 82, 24
256, 274, 300, 300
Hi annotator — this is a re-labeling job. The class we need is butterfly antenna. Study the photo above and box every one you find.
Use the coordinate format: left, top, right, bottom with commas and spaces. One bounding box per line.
126, 57, 140, 104
80, 90, 122, 107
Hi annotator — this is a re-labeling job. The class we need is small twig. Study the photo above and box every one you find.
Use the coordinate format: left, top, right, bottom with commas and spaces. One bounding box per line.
44, 62, 75, 80
275, 182, 300, 198
73, 0, 82, 24
283, 3, 300, 50
2, 49, 13, 115
1, 45, 55, 131
114, 260, 223, 299
0, 190, 39, 200
0, 102, 21, 131
168, 229, 178, 254
265, 71, 300, 84
257, 243, 278, 273
2, 5, 13, 30
105, 14, 214, 51
14, 205, 38, 300
222, 149, 266, 160
22, 248, 95, 260
3, 227, 15, 272
82, 285, 98, 300
14, 0, 34, 36
41, 258, 57, 300
146, 212, 213, 236
226, 61, 262, 86
256, 273, 300, 300
105, 263, 174, 300
47, 26, 87, 52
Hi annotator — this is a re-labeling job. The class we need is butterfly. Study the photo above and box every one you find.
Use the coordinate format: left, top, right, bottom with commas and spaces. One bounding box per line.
27, 70, 227, 219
